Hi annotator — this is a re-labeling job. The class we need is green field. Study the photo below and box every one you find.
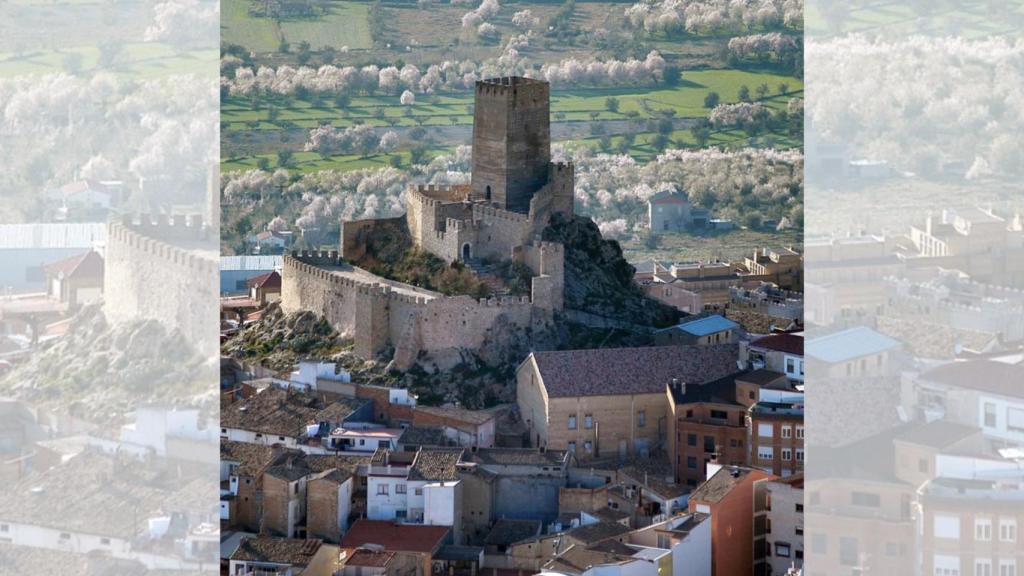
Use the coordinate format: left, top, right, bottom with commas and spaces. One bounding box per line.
222, 70, 803, 133
222, 0, 372, 54
0, 44, 217, 78
806, 0, 1024, 39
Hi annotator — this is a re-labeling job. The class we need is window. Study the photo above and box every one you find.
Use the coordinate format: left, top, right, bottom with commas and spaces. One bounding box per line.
839, 537, 858, 566
781, 426, 792, 439
796, 526, 804, 536
396, 484, 407, 494
758, 423, 774, 437
687, 456, 697, 469
796, 449, 804, 462
782, 448, 792, 461
1008, 408, 1024, 432
786, 358, 795, 373
851, 492, 880, 507
584, 441, 593, 453
415, 488, 423, 496
985, 403, 997, 428
0, 524, 7, 533
919, 458, 929, 473
704, 436, 716, 453
976, 518, 992, 541
685, 410, 694, 418
1000, 518, 1017, 542
100, 538, 111, 545
1000, 560, 1016, 576
811, 533, 827, 555
796, 426, 804, 439
775, 543, 791, 558
710, 409, 728, 420
687, 433, 697, 447
757, 446, 773, 460
377, 484, 389, 496
59, 533, 71, 541
976, 560, 993, 576
568, 441, 577, 453
933, 515, 960, 539
584, 414, 593, 429
796, 503, 804, 513
637, 410, 646, 428
568, 415, 577, 430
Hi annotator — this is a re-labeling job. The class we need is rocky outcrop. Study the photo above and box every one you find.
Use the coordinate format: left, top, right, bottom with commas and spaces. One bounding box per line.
542, 213, 680, 328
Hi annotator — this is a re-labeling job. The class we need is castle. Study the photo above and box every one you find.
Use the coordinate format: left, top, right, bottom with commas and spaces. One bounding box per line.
282, 77, 575, 370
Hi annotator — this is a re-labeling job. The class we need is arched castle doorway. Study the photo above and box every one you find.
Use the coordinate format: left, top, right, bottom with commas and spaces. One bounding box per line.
485, 185, 491, 201
461, 243, 472, 262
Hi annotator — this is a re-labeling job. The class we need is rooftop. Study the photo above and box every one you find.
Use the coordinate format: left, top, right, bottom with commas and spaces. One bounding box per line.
398, 426, 446, 447
220, 255, 282, 271
530, 344, 739, 398
657, 315, 738, 337
469, 447, 568, 468
805, 326, 900, 363
669, 371, 744, 407
230, 536, 322, 566
484, 519, 542, 546
409, 448, 464, 482
341, 519, 450, 554
414, 404, 496, 425
750, 333, 804, 356
565, 521, 631, 545
920, 359, 1024, 398
248, 270, 281, 289
689, 466, 762, 504
345, 548, 396, 567
221, 387, 370, 438
0, 222, 105, 250
44, 250, 103, 279
749, 400, 804, 418
893, 419, 980, 449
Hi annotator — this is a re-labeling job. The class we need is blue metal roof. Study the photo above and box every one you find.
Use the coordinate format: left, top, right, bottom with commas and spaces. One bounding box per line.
805, 326, 901, 363
664, 315, 739, 337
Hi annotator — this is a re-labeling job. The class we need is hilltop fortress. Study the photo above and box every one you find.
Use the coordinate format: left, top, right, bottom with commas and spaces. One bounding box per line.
282, 77, 576, 370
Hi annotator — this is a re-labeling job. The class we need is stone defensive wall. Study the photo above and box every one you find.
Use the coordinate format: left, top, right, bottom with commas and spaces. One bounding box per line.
104, 214, 218, 348
281, 251, 543, 370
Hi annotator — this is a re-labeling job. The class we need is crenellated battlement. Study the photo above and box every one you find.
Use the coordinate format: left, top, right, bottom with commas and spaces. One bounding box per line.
472, 203, 529, 224
412, 183, 471, 204
108, 219, 217, 276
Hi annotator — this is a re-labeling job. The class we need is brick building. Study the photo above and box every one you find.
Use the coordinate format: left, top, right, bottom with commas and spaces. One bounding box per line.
688, 465, 774, 576
747, 400, 805, 477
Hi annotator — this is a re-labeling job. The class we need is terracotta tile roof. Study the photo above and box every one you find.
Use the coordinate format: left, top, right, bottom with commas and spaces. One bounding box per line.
341, 519, 449, 554
544, 544, 633, 573
346, 548, 396, 567
414, 405, 495, 426
565, 521, 631, 545
398, 426, 446, 447
248, 270, 281, 289
220, 440, 298, 477
221, 387, 369, 438
409, 448, 464, 482
230, 536, 322, 566
736, 369, 788, 387
921, 359, 1024, 398
469, 448, 568, 468
750, 333, 803, 356
590, 507, 630, 522
43, 250, 104, 279
484, 519, 542, 546
689, 466, 761, 504
530, 344, 739, 398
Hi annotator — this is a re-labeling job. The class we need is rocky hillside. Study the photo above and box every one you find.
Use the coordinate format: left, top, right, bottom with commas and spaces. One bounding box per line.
0, 305, 213, 425
543, 213, 680, 328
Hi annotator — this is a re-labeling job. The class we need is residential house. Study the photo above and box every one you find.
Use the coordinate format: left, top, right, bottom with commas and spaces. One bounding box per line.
747, 400, 804, 477
229, 536, 339, 576
753, 474, 804, 576
648, 190, 692, 233
43, 250, 104, 308
412, 405, 497, 448
517, 344, 740, 462
397, 426, 446, 451
221, 441, 298, 531
220, 387, 374, 452
467, 448, 570, 523
325, 426, 404, 453
653, 315, 740, 346
340, 519, 451, 576
741, 247, 803, 291
248, 229, 292, 254
743, 332, 805, 385
667, 371, 789, 486
261, 452, 369, 539
637, 261, 742, 308
625, 513, 712, 576
338, 548, 421, 576
643, 281, 703, 314
688, 465, 774, 576
805, 326, 901, 379
248, 270, 282, 305
220, 255, 282, 294
367, 448, 465, 542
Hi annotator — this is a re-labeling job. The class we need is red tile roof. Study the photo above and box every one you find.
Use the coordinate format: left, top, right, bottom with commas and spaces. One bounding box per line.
750, 333, 803, 356
530, 344, 739, 398
341, 520, 450, 554
44, 250, 103, 279
248, 270, 281, 289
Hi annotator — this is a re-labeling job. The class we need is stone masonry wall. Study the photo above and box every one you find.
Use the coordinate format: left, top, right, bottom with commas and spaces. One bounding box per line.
104, 215, 218, 348
306, 477, 341, 542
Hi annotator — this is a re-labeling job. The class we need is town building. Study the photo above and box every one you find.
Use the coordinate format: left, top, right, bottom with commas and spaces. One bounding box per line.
43, 250, 104, 308
411, 405, 497, 448
652, 315, 740, 346
467, 447, 570, 523
340, 519, 451, 576
742, 247, 803, 290
366, 448, 465, 542
636, 261, 743, 308
687, 465, 774, 576
229, 536, 339, 576
753, 474, 804, 576
220, 386, 374, 451
648, 190, 693, 233
248, 270, 282, 305
0, 222, 106, 293
730, 282, 804, 323
805, 325, 901, 379
517, 344, 739, 461
743, 332, 804, 384
747, 400, 805, 477
220, 254, 282, 294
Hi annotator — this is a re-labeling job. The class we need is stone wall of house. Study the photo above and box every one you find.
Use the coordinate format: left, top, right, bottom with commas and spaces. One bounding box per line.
558, 484, 610, 515
234, 474, 262, 533
104, 215, 217, 347
260, 474, 294, 536
306, 476, 342, 542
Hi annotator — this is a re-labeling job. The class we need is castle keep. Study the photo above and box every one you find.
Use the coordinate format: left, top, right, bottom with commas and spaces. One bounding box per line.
282, 77, 574, 369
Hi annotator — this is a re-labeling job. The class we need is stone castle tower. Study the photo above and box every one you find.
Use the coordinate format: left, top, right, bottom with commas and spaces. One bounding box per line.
471, 77, 551, 214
